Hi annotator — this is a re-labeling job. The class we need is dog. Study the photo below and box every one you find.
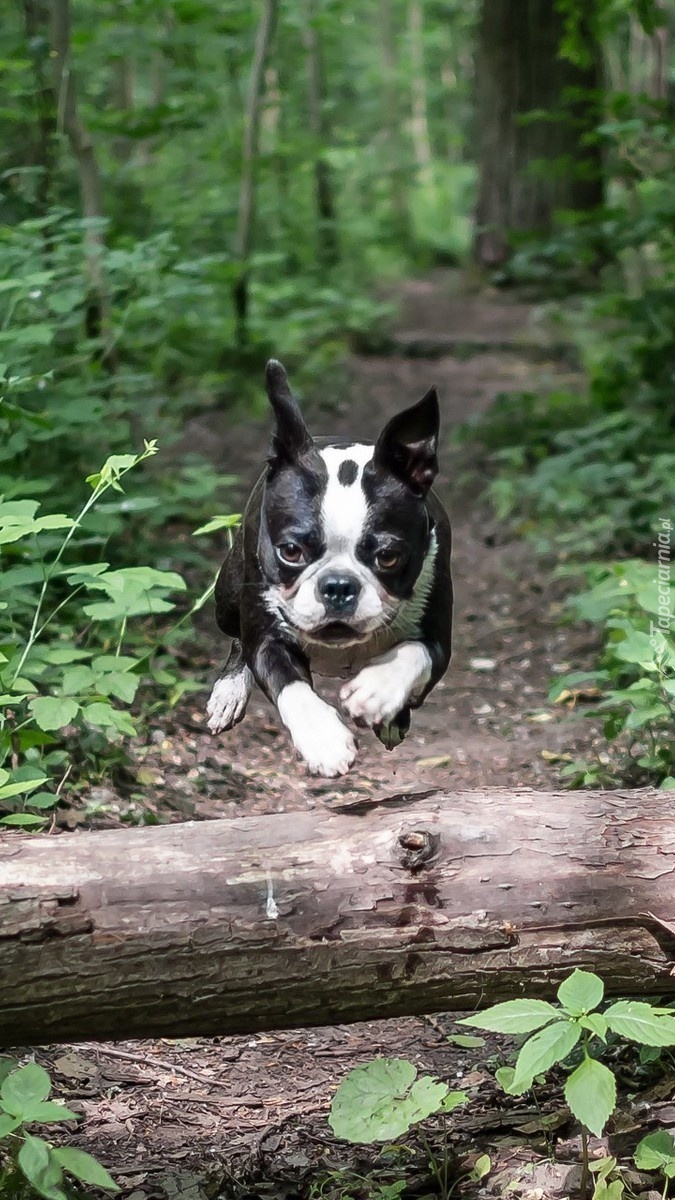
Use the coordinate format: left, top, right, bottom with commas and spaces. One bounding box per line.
206, 360, 452, 777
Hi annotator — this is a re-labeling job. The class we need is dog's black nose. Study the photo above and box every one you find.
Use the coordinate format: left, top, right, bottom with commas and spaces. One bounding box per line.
319, 573, 361, 614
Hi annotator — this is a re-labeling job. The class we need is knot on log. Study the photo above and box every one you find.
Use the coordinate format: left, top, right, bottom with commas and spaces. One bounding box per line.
398, 829, 440, 871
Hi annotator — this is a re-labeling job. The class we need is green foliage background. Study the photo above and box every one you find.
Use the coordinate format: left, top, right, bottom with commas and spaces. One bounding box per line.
0, 0, 673, 820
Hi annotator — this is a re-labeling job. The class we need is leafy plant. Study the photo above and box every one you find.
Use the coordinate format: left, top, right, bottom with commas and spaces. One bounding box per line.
460, 970, 675, 1199
0, 1059, 118, 1198
550, 559, 675, 788
634, 1131, 675, 1199
0, 446, 192, 825
329, 1058, 468, 1199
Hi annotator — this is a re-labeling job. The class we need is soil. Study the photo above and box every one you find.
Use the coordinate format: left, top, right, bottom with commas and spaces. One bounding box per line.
14, 272, 649, 1200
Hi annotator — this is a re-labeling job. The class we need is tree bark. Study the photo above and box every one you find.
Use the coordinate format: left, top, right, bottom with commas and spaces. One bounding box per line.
304, 0, 339, 267
23, 0, 57, 218
473, 0, 604, 268
50, 0, 114, 362
2, 787, 675, 1048
378, 0, 414, 248
232, 0, 279, 344
407, 0, 433, 187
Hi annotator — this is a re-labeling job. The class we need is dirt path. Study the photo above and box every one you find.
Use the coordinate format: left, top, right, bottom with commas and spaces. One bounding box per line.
143, 271, 592, 820
37, 274, 602, 1198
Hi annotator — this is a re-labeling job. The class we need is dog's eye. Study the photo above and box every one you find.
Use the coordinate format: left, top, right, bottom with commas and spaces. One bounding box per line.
375, 550, 401, 570
277, 542, 305, 565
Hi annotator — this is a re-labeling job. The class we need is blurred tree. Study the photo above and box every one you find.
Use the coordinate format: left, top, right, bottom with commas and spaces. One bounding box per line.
233, 0, 279, 344
473, 0, 604, 268
304, 0, 339, 266
51, 0, 114, 360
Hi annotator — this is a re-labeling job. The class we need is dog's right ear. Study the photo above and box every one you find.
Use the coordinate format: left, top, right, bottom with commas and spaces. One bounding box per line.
265, 360, 313, 466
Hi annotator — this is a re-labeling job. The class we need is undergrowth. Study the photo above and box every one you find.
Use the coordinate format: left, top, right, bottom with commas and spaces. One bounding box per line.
461, 94, 675, 788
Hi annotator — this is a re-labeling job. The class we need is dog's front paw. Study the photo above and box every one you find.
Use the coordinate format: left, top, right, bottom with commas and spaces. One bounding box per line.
340, 665, 407, 727
340, 643, 431, 728
277, 682, 357, 777
206, 667, 254, 733
298, 716, 357, 777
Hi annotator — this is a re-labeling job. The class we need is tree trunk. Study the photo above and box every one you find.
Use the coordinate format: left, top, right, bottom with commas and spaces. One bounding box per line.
378, 0, 414, 248
473, 0, 604, 268
407, 0, 433, 187
23, 0, 57, 218
304, 0, 339, 267
50, 0, 114, 363
232, 0, 279, 345
110, 53, 134, 165
2, 787, 675, 1048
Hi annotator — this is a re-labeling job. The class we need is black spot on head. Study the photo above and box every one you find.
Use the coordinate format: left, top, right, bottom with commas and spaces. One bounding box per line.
337, 459, 358, 486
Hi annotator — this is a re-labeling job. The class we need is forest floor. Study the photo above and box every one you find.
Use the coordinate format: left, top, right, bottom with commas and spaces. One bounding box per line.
32, 273, 658, 1200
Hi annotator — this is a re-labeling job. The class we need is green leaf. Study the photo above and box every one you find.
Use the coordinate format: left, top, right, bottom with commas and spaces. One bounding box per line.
92, 655, 138, 672
329, 1058, 448, 1142
634, 1130, 675, 1172
494, 1065, 531, 1096
17, 1134, 66, 1200
97, 671, 139, 703
447, 1034, 486, 1049
42, 647, 93, 664
512, 1020, 581, 1091
0, 813, 47, 828
83, 703, 136, 736
594, 1180, 624, 1200
471, 1154, 491, 1182
83, 597, 174, 619
21, 1101, 79, 1123
0, 1113, 21, 1136
440, 1090, 468, 1113
459, 999, 560, 1034
0, 1058, 18, 1085
60, 665, 97, 695
28, 696, 80, 731
557, 970, 604, 1015
579, 1013, 608, 1042
193, 513, 242, 536
0, 772, 47, 799
604, 1001, 675, 1046
23, 792, 59, 810
53, 1147, 119, 1190
1, 1062, 51, 1115
564, 1057, 616, 1137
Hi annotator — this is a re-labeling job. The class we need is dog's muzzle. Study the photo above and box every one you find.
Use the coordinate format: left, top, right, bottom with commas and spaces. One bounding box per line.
318, 572, 361, 616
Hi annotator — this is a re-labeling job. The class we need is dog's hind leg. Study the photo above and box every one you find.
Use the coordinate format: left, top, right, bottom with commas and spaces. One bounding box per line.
206, 640, 254, 734
374, 706, 411, 751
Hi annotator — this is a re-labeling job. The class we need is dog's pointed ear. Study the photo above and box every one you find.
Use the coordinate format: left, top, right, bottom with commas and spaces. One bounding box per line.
265, 359, 313, 465
373, 386, 440, 495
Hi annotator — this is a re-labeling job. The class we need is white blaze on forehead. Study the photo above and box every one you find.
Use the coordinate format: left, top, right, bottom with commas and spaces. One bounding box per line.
319, 443, 373, 550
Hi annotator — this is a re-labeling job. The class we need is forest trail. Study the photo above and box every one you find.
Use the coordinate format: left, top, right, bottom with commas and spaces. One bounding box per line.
160, 270, 591, 818
47, 274, 596, 1195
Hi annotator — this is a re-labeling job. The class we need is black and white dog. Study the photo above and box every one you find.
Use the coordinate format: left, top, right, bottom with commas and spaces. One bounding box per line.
206, 360, 452, 777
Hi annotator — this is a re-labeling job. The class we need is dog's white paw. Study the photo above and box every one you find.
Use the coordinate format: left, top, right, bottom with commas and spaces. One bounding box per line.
277, 681, 357, 777
340, 642, 432, 727
206, 667, 254, 733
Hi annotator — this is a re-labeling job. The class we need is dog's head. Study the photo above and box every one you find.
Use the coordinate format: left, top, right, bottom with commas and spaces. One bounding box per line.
259, 359, 439, 645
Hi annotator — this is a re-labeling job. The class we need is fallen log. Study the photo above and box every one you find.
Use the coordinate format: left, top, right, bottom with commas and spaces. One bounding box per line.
1, 787, 674, 1047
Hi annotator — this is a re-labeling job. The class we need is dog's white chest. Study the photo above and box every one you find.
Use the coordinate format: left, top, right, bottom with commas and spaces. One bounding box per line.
303, 628, 399, 679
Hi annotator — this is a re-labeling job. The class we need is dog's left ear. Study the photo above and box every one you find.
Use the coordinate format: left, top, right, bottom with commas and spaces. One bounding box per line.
265, 359, 313, 465
373, 387, 440, 495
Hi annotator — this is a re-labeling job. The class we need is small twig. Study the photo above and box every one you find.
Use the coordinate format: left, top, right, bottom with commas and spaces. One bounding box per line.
86, 1044, 242, 1092
48, 764, 73, 833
